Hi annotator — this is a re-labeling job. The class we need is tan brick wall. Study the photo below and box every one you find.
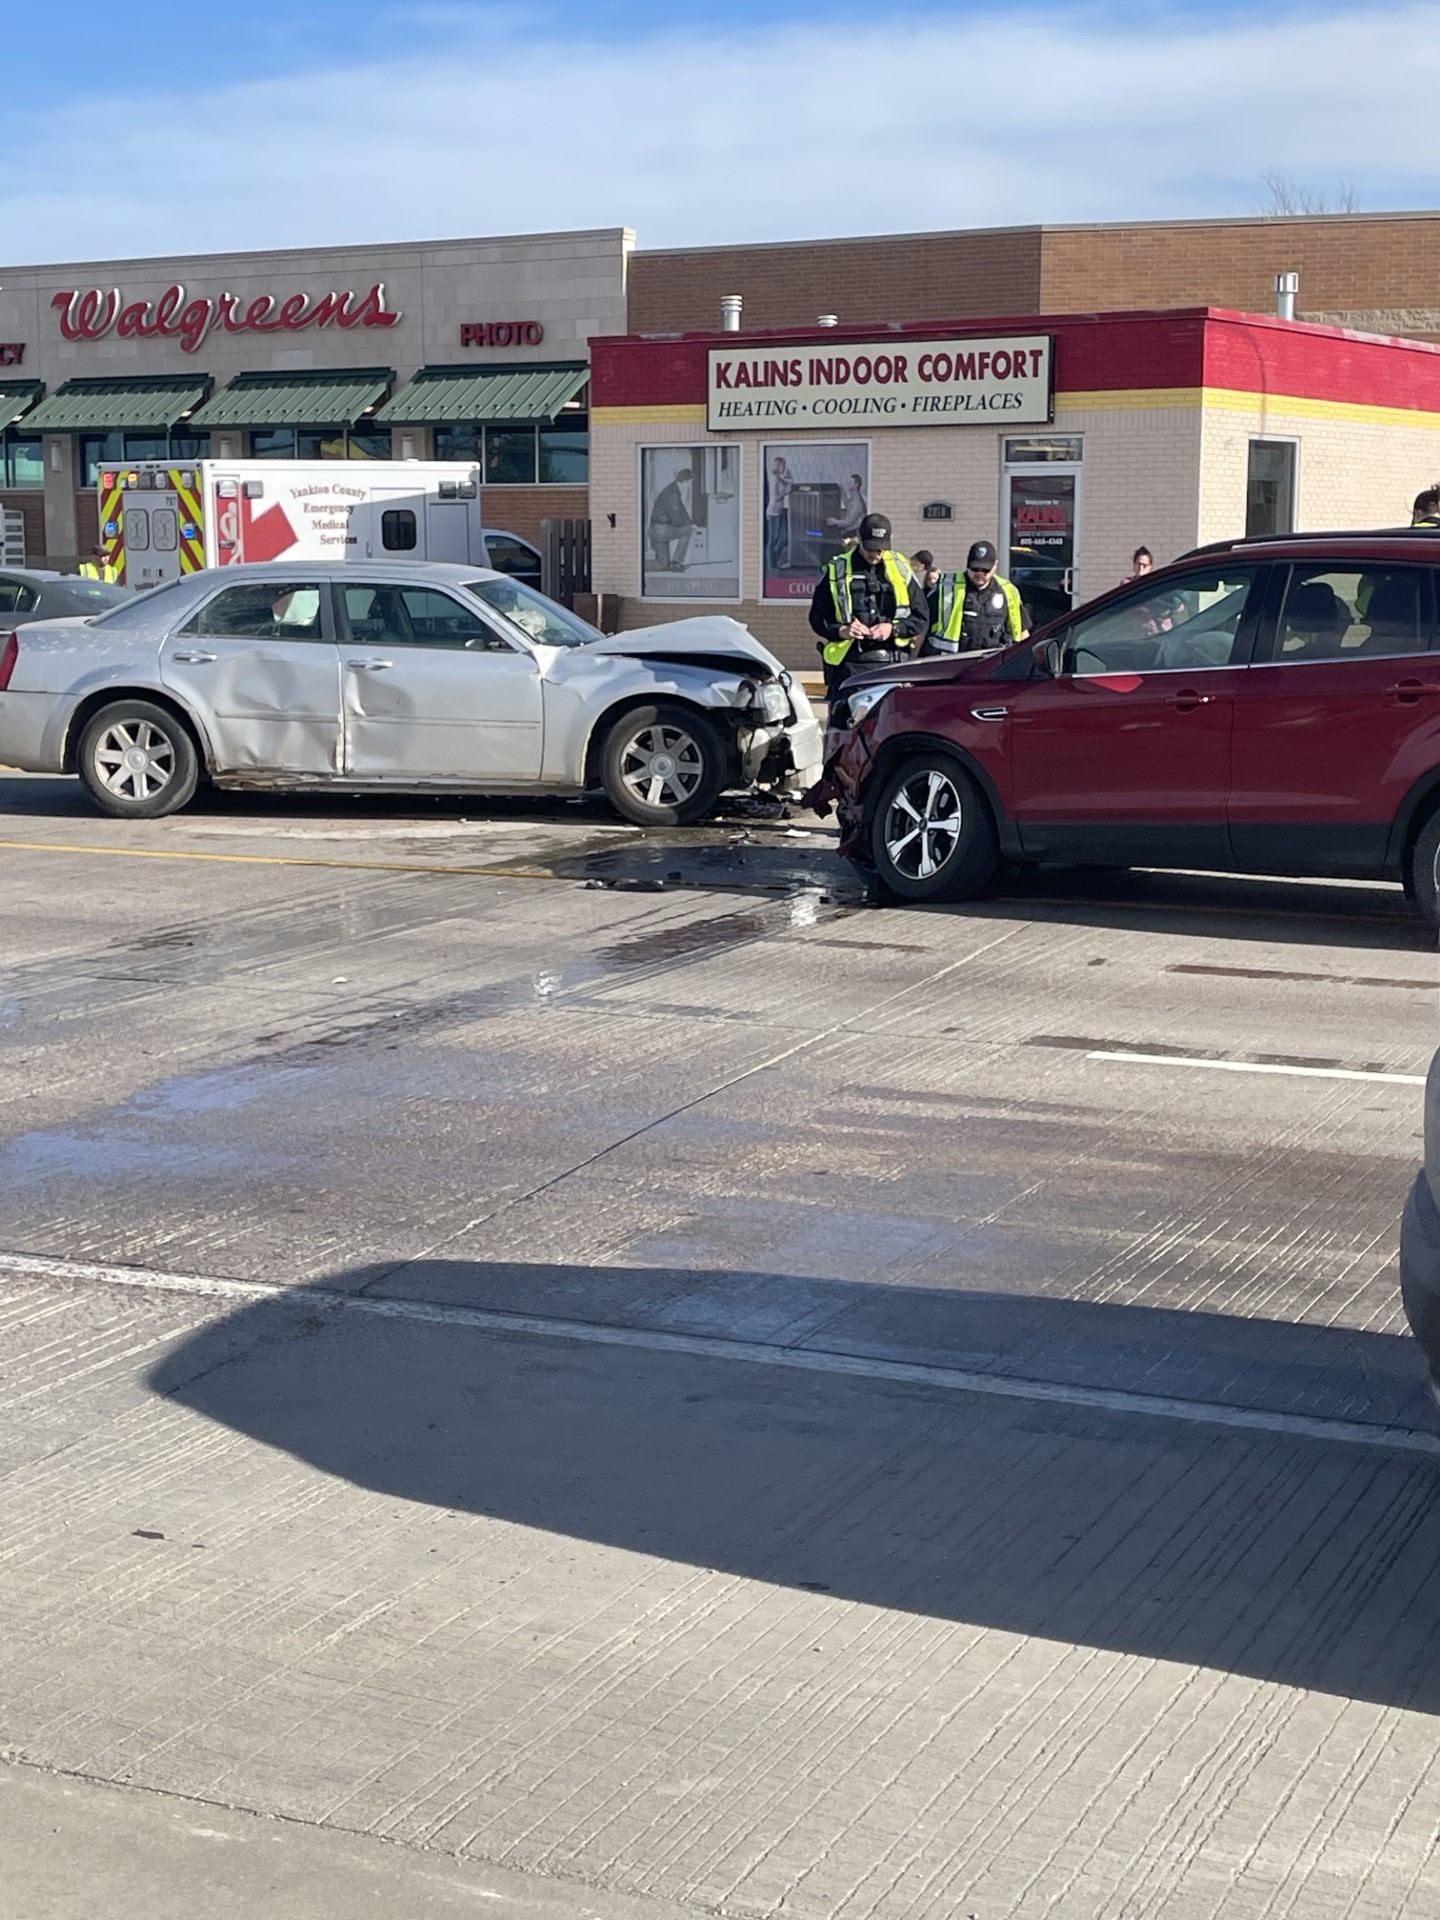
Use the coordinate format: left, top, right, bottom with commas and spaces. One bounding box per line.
629, 229, 1044, 334
479, 485, 588, 548
1040, 215, 1440, 344
1197, 403, 1440, 548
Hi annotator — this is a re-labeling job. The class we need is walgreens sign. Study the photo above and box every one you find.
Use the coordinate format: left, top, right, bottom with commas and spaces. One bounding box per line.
52, 282, 403, 355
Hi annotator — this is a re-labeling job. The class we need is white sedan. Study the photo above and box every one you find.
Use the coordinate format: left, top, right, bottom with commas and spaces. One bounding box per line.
0, 561, 822, 826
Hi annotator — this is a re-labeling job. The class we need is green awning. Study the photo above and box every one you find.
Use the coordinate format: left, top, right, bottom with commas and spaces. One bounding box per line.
374, 362, 588, 426
23, 375, 211, 433
0, 381, 43, 429
189, 367, 393, 429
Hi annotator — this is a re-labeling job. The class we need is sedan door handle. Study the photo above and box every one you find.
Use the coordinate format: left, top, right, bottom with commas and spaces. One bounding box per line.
346, 658, 395, 671
169, 649, 217, 664
1387, 678, 1440, 704
1170, 688, 1214, 712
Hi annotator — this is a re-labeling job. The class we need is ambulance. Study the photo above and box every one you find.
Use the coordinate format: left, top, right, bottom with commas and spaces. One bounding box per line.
97, 459, 486, 587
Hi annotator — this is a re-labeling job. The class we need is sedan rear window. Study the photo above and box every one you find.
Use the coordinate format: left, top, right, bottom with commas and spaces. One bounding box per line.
465, 578, 599, 650
91, 580, 196, 627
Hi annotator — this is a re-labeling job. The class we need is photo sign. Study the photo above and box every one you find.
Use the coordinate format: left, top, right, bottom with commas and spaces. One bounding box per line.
708, 335, 1053, 431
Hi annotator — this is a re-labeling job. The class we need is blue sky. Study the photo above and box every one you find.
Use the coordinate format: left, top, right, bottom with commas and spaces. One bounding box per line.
2, 0, 1433, 264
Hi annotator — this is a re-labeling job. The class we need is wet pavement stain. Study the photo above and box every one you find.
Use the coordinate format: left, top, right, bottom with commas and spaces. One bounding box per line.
1168, 962, 1436, 991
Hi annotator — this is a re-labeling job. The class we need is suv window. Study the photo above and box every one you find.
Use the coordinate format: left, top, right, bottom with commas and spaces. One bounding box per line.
1270, 563, 1433, 661
342, 583, 505, 651
1063, 565, 1261, 675
184, 582, 325, 641
485, 535, 541, 579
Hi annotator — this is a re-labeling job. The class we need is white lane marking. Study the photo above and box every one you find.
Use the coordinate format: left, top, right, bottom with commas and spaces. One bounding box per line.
1088, 1051, 1427, 1086
2, 1249, 1437, 1459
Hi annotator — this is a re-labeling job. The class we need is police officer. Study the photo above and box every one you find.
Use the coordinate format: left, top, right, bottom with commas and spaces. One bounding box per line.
77, 546, 119, 584
925, 540, 1026, 653
1412, 487, 1440, 528
809, 512, 929, 695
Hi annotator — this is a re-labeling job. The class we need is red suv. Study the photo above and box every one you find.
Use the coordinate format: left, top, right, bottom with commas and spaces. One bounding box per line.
819, 530, 1440, 913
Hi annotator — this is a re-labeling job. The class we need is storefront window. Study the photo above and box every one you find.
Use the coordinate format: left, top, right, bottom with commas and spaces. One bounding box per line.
2, 435, 42, 487
249, 429, 295, 459
486, 428, 537, 486
539, 423, 588, 484
80, 433, 123, 487
169, 432, 210, 462
346, 429, 393, 461
433, 424, 482, 462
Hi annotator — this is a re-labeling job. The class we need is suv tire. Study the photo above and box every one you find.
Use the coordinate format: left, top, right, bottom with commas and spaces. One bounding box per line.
1409, 807, 1440, 926
77, 699, 201, 819
870, 751, 999, 904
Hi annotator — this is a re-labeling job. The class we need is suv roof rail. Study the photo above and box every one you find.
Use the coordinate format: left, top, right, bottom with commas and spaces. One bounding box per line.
1180, 526, 1440, 559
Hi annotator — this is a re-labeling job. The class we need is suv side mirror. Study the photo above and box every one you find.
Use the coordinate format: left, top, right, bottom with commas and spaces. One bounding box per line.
1033, 636, 1067, 678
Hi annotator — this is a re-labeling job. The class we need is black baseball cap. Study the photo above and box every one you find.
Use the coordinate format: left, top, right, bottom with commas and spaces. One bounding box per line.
967, 540, 997, 569
857, 513, 891, 550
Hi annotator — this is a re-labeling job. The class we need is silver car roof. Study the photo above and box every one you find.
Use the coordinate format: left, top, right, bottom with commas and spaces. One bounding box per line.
179, 561, 508, 585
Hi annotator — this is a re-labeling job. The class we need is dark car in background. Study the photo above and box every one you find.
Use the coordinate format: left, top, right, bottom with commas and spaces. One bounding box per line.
818, 528, 1440, 913
0, 569, 131, 625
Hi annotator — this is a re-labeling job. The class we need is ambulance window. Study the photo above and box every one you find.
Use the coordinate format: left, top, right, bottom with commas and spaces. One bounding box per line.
127, 509, 151, 552
381, 510, 417, 552
151, 509, 178, 552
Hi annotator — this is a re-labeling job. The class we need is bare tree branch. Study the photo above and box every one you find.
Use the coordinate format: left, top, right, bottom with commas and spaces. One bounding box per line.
1261, 170, 1362, 217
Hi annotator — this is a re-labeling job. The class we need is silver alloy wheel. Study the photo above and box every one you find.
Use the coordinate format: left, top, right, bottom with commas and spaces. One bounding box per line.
92, 719, 177, 803
618, 722, 705, 811
883, 767, 964, 880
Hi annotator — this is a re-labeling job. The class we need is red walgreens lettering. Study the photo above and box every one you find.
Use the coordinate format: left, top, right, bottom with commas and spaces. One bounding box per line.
50, 281, 402, 353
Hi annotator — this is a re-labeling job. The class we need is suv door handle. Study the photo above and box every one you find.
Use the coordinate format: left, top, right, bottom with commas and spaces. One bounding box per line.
1170, 688, 1213, 712
1387, 678, 1440, 704
169, 649, 217, 664
346, 658, 395, 671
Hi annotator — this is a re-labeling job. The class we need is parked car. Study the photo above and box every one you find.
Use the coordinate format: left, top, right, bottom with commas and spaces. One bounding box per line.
813, 528, 1440, 911
482, 530, 543, 592
0, 568, 131, 625
0, 561, 822, 828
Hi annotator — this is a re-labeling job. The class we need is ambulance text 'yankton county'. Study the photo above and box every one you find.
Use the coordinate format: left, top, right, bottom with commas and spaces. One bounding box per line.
705, 334, 1053, 430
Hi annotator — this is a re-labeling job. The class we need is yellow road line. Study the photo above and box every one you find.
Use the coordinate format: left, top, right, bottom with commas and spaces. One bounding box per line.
0, 838, 560, 880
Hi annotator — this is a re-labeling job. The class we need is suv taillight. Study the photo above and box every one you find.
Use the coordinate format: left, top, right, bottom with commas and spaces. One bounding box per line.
0, 633, 17, 692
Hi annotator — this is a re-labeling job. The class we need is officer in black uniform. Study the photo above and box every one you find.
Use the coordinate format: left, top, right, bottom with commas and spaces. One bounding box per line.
808, 512, 931, 697
924, 540, 1027, 654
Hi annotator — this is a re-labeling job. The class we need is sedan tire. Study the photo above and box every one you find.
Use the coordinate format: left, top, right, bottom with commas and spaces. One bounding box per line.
869, 751, 998, 904
78, 699, 201, 819
601, 703, 728, 826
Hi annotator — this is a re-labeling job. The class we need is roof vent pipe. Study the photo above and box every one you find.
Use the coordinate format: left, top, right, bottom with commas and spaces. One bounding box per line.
817, 314, 839, 328
720, 294, 743, 332
1275, 271, 1299, 321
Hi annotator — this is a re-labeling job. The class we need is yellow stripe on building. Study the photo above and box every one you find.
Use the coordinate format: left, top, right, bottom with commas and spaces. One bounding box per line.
592, 404, 708, 425
1057, 385, 1440, 429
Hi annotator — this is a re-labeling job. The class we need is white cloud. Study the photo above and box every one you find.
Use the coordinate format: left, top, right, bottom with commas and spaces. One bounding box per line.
1, 2, 1437, 261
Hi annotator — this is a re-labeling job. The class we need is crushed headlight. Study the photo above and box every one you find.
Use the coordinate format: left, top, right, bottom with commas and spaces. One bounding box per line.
752, 680, 790, 722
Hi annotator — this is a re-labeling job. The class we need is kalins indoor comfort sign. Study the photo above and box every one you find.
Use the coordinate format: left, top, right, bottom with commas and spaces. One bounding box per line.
51, 282, 403, 356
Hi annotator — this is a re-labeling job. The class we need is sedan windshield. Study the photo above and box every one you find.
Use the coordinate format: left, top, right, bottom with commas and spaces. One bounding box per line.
465, 578, 600, 649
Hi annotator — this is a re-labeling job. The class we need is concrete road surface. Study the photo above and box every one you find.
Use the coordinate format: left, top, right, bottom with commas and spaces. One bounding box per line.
2, 771, 1438, 1918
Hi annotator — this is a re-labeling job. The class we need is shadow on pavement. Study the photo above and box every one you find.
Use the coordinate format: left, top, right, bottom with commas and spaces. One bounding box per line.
147, 1261, 1440, 1713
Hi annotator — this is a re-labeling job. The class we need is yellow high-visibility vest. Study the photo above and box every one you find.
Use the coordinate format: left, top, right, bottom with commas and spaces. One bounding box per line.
821, 549, 917, 667
78, 559, 120, 583
938, 571, 1023, 647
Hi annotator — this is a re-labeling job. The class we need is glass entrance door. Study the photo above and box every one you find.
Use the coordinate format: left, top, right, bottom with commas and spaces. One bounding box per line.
1002, 459, 1082, 628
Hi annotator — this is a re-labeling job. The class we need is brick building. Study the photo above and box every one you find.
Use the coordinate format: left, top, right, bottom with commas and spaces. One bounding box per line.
590, 307, 1440, 670
630, 212, 1440, 344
